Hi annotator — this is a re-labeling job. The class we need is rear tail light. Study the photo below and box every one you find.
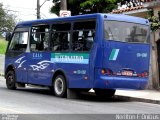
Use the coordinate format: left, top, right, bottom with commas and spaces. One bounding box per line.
101, 69, 149, 77
101, 68, 113, 75
137, 71, 149, 77
106, 69, 111, 75
141, 73, 145, 77
144, 71, 149, 77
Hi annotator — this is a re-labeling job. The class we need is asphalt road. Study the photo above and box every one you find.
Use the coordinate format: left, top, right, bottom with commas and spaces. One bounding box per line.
0, 76, 160, 120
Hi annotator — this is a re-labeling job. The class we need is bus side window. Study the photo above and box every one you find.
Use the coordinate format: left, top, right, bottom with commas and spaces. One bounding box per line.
8, 32, 28, 51
30, 25, 49, 51
72, 20, 96, 52
51, 23, 71, 51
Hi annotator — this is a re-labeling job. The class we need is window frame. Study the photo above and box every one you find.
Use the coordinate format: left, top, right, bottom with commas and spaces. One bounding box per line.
30, 24, 50, 52
71, 19, 97, 53
51, 22, 72, 52
27, 19, 97, 53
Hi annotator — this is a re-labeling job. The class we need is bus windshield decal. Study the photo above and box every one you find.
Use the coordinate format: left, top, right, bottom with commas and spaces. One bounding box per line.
51, 53, 89, 64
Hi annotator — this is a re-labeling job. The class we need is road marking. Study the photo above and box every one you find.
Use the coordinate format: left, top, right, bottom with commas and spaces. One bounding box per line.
0, 107, 23, 114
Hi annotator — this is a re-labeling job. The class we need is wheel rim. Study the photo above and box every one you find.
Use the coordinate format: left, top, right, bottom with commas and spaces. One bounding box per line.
54, 78, 64, 95
7, 74, 14, 87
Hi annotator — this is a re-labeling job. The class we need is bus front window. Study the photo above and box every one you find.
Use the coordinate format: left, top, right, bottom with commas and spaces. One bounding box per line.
8, 32, 28, 51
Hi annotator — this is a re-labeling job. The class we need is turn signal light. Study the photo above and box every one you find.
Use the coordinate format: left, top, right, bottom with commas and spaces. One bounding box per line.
101, 69, 106, 75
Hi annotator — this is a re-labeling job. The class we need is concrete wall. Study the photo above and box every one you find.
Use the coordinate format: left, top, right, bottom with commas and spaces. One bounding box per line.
153, 6, 160, 17
150, 6, 160, 89
150, 31, 159, 89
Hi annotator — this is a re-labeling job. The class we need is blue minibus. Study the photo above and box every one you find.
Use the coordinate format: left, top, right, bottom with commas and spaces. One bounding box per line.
5, 13, 150, 98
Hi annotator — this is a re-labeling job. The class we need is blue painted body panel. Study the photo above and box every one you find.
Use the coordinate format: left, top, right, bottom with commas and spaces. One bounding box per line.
95, 74, 148, 89
5, 13, 150, 90
103, 41, 150, 74
93, 40, 150, 90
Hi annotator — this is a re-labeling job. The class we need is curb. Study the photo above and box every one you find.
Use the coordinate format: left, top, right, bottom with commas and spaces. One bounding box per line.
114, 95, 160, 105
0, 54, 5, 77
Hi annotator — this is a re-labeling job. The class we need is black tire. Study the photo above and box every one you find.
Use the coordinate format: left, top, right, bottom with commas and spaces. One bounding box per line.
95, 89, 115, 98
6, 70, 17, 90
53, 75, 67, 98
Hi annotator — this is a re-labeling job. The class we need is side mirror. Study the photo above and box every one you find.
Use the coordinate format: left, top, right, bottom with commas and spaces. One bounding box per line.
5, 32, 12, 41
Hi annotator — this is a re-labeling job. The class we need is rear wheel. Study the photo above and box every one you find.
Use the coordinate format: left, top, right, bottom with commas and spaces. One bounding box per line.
53, 75, 67, 98
6, 70, 17, 90
94, 89, 115, 98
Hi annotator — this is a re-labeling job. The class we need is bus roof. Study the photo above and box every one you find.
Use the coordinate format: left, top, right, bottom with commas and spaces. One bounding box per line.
16, 13, 149, 28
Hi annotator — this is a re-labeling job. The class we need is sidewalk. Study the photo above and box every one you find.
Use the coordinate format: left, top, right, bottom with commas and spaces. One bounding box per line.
0, 54, 4, 76
115, 89, 160, 104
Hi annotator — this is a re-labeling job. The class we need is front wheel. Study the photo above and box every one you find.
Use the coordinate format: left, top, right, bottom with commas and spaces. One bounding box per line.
94, 89, 116, 98
6, 70, 17, 90
53, 75, 67, 98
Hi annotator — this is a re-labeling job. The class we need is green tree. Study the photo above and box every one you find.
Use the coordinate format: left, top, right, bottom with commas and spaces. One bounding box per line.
80, 0, 118, 14
0, 3, 16, 33
50, 0, 120, 16
51, 0, 83, 15
147, 10, 160, 31
50, 0, 60, 15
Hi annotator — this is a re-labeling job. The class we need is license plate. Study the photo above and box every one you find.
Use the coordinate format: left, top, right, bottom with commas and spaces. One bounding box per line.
122, 71, 133, 76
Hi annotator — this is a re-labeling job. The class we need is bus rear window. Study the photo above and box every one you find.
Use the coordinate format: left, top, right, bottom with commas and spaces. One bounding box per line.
104, 21, 149, 43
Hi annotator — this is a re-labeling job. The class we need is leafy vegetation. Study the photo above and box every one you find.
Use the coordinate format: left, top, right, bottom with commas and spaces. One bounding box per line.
80, 0, 117, 14
0, 3, 16, 36
0, 38, 7, 54
50, 0, 120, 15
148, 10, 160, 31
